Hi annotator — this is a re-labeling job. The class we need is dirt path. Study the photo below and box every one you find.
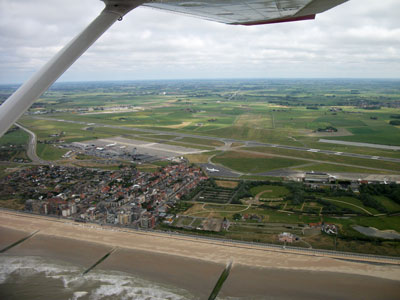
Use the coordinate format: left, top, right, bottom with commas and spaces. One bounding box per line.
255, 190, 270, 201
322, 198, 375, 216
187, 203, 251, 216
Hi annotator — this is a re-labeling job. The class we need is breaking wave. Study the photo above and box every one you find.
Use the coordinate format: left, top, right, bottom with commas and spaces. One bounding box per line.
0, 256, 196, 300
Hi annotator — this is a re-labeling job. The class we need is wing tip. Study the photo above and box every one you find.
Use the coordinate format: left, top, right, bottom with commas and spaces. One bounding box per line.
232, 14, 316, 26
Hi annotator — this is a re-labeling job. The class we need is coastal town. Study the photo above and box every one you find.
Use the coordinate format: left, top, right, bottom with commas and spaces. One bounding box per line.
0, 163, 207, 228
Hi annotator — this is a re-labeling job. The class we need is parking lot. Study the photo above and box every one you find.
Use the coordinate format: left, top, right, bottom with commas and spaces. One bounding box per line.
69, 136, 206, 162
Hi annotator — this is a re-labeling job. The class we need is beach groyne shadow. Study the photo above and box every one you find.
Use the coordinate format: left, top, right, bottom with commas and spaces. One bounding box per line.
82, 247, 117, 275
208, 261, 233, 300
0, 230, 39, 253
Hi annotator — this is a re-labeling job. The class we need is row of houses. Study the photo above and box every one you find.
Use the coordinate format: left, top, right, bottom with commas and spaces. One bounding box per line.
2, 163, 207, 229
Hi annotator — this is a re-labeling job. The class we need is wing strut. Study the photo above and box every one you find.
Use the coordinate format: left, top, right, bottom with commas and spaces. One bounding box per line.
0, 1, 144, 138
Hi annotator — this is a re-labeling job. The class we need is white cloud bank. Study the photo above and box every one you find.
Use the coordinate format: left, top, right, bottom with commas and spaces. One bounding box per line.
0, 0, 399, 83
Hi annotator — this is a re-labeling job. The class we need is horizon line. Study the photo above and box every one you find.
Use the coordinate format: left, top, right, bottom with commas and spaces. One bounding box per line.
1, 77, 400, 86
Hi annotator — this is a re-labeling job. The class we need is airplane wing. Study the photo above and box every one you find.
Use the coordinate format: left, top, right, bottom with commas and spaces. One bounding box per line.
143, 0, 348, 25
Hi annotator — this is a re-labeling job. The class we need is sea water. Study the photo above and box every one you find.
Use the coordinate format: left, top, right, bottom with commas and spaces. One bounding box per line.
0, 255, 198, 300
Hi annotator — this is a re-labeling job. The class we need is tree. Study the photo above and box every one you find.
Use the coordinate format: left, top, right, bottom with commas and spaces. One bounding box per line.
359, 193, 387, 213
389, 120, 400, 126
233, 213, 241, 221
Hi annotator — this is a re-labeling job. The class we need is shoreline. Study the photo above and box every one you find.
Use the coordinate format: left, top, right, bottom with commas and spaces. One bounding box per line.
1, 210, 399, 263
1, 210, 400, 298
1, 211, 399, 276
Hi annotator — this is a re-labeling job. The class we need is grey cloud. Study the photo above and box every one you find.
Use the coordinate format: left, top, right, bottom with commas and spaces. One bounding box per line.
0, 0, 399, 83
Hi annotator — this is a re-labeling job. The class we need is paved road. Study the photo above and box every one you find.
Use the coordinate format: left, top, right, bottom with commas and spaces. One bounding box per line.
31, 116, 400, 164
15, 123, 47, 164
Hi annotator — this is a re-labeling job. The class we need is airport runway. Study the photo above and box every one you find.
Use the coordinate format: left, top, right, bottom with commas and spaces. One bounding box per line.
199, 163, 241, 177
33, 117, 400, 164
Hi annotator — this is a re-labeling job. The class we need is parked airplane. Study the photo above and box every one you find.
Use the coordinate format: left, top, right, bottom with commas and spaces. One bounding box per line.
207, 167, 220, 173
0, 0, 348, 139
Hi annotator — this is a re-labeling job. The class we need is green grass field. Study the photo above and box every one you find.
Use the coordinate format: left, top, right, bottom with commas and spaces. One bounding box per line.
250, 185, 290, 198
324, 214, 400, 233
246, 146, 400, 172
161, 141, 214, 150
142, 134, 178, 140
374, 196, 400, 213
322, 197, 379, 215
20, 118, 114, 143
22, 82, 400, 155
294, 163, 396, 174
179, 137, 224, 147
89, 126, 146, 136
212, 151, 308, 173
0, 127, 29, 146
296, 138, 400, 159
36, 144, 68, 161
326, 125, 400, 146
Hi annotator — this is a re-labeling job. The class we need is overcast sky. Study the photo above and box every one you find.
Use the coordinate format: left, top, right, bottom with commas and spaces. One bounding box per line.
0, 0, 399, 84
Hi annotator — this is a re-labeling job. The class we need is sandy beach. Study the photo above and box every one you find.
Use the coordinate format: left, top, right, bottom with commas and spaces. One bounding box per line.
1, 210, 400, 299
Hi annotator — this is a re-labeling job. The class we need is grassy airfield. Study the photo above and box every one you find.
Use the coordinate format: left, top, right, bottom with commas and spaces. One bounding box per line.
19, 80, 400, 143
1, 78, 396, 168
